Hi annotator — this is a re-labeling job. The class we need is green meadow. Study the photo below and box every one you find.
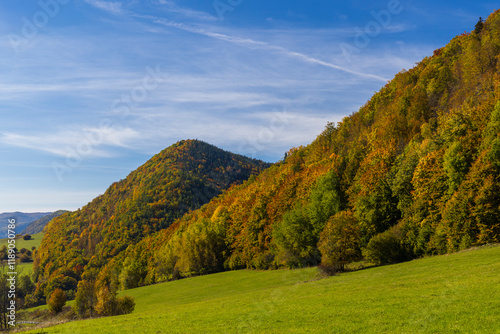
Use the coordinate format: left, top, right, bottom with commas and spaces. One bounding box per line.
12, 262, 34, 275
24, 244, 500, 333
0, 233, 43, 274
0, 232, 44, 251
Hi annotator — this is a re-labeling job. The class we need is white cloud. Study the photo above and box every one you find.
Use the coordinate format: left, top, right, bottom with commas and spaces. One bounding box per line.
125, 107, 340, 160
0, 127, 140, 158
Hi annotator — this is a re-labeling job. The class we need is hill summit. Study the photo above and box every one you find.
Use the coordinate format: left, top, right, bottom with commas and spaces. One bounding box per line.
34, 139, 269, 292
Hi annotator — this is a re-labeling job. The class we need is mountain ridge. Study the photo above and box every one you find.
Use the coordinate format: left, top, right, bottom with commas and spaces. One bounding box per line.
21, 210, 69, 235
0, 212, 51, 238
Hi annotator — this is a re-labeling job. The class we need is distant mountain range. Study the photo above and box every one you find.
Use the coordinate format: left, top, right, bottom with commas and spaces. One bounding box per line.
0, 212, 51, 238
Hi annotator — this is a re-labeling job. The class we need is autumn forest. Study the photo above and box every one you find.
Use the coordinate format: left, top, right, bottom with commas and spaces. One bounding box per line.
8, 9, 500, 325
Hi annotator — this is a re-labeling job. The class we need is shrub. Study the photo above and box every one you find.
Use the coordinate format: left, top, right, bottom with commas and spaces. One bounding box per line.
95, 286, 117, 316
23, 234, 31, 240
20, 253, 31, 262
116, 296, 135, 315
318, 263, 338, 277
48, 288, 67, 314
94, 285, 135, 316
363, 225, 411, 265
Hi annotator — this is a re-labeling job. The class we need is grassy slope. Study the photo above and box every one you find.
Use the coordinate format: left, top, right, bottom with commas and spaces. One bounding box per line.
13, 262, 34, 275
25, 245, 500, 333
0, 232, 44, 250
0, 233, 43, 275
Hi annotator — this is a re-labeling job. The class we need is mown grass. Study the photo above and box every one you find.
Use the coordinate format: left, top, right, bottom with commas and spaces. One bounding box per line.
23, 244, 500, 333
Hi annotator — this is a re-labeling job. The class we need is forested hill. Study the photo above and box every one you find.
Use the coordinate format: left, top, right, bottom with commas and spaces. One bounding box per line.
34, 140, 269, 294
35, 10, 500, 299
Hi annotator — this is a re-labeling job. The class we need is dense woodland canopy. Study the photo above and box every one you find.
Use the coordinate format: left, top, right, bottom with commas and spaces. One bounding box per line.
33, 10, 500, 303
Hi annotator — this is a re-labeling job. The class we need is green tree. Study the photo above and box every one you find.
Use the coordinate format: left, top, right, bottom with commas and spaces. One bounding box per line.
443, 141, 470, 193
350, 148, 401, 245
44, 275, 78, 300
389, 141, 421, 214
74, 280, 96, 318
273, 205, 319, 267
307, 169, 344, 234
18, 275, 35, 300
119, 256, 147, 290
318, 210, 362, 272
95, 285, 117, 316
475, 17, 484, 34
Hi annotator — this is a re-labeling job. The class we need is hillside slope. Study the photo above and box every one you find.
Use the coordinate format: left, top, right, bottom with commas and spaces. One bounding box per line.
34, 140, 269, 296
21, 210, 68, 235
100, 10, 500, 288
25, 244, 500, 333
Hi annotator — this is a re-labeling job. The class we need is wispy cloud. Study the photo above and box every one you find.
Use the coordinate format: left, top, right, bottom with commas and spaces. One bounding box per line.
83, 0, 123, 15
0, 127, 140, 158
149, 18, 389, 82
153, 0, 217, 21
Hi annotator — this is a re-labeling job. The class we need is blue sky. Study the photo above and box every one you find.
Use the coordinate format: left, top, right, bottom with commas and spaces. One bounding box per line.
0, 0, 497, 212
